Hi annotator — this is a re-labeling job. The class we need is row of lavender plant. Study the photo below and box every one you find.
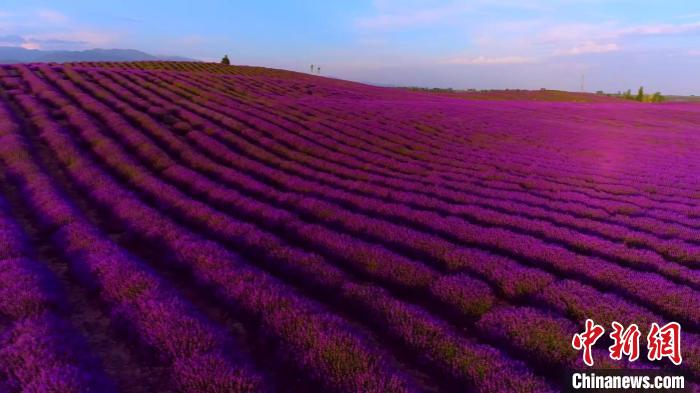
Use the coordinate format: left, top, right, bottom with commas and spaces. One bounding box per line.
0, 70, 266, 393
74, 66, 700, 376
53, 66, 438, 293
279, 87, 700, 207
193, 72, 700, 248
152, 69, 700, 248
63, 62, 566, 391
77, 67, 565, 308
0, 176, 113, 391
15, 64, 424, 393
101, 68, 692, 328
235, 80, 700, 227
133, 68, 700, 253
38, 62, 564, 390
91, 67, 700, 379
82, 66, 667, 310
64, 63, 700, 380
89, 59, 698, 205
220, 74, 700, 230
189, 69, 700, 213
79, 67, 566, 295
130, 65, 700, 380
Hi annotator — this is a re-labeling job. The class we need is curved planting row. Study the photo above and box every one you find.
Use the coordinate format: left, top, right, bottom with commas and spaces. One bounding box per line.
147, 69, 700, 252
0, 79, 266, 392
181, 70, 700, 213
1, 61, 698, 391
84, 67, 700, 325
74, 65, 700, 378
8, 65, 427, 393
69, 65, 700, 377
0, 190, 114, 392
35, 63, 555, 393
120, 69, 695, 254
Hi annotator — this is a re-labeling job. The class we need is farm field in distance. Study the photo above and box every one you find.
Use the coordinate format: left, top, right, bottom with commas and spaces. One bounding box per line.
1, 61, 700, 392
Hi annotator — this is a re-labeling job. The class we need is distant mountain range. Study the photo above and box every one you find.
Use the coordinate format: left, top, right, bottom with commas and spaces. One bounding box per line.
0, 47, 194, 64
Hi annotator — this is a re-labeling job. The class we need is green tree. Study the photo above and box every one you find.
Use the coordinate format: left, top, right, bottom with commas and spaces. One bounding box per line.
622, 89, 633, 100
221, 55, 230, 65
651, 92, 664, 103
635, 86, 644, 102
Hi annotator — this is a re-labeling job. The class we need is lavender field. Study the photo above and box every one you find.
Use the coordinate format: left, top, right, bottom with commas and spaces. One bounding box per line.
1, 61, 699, 392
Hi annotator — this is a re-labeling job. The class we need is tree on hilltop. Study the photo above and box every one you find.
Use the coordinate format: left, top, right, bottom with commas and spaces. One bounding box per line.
221, 55, 230, 65
620, 86, 664, 103
651, 92, 665, 103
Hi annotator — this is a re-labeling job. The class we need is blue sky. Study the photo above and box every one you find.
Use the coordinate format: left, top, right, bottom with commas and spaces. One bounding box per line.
2, 1, 700, 94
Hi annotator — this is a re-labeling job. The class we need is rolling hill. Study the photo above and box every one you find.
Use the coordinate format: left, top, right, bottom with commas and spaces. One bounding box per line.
0, 47, 191, 64
0, 61, 699, 392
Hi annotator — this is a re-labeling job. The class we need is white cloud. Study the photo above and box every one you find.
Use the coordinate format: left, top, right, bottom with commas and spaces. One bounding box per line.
689, 49, 700, 56
354, 0, 700, 74
533, 19, 700, 57
0, 7, 122, 51
0, 30, 121, 51
556, 41, 619, 56
535, 19, 700, 48
443, 55, 537, 65
21, 42, 40, 50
